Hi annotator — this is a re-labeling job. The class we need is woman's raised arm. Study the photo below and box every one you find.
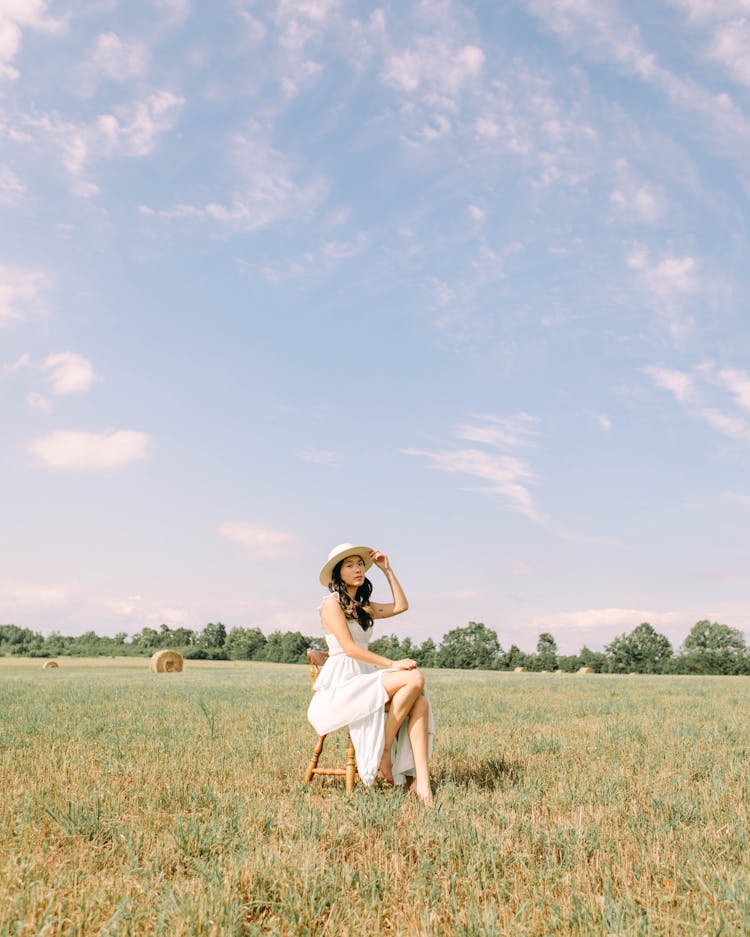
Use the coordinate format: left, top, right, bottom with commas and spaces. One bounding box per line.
367, 550, 409, 619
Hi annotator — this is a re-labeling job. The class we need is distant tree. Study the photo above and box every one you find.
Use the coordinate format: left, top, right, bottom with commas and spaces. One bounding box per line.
605, 622, 673, 674
416, 638, 438, 668
199, 622, 227, 649
535, 632, 558, 671
171, 627, 196, 647
369, 634, 406, 661
263, 630, 312, 663
500, 644, 531, 671
579, 646, 607, 673
679, 620, 748, 674
133, 627, 160, 650
556, 654, 580, 673
225, 627, 267, 660
436, 621, 502, 670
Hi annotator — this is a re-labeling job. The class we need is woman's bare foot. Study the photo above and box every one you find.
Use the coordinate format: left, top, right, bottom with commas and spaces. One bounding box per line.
379, 750, 394, 785
409, 782, 434, 806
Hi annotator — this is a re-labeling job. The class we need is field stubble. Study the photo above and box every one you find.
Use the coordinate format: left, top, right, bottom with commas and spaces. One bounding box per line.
1, 658, 749, 936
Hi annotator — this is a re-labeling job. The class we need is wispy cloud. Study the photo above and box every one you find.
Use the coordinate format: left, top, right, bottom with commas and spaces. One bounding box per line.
0, 0, 66, 81
42, 353, 99, 395
402, 412, 542, 520
142, 121, 327, 233
28, 90, 184, 181
645, 361, 750, 444
300, 449, 341, 466
81, 32, 150, 89
627, 247, 699, 339
0, 266, 47, 325
402, 447, 540, 520
717, 367, 750, 413
0, 163, 26, 202
28, 430, 150, 470
456, 412, 539, 449
217, 521, 295, 557
524, 0, 750, 154
643, 364, 696, 403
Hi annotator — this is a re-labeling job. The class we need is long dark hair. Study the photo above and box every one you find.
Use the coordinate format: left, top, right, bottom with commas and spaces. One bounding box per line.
329, 560, 373, 631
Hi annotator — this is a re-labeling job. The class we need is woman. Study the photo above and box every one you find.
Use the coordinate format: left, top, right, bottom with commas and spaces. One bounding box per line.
307, 542, 434, 805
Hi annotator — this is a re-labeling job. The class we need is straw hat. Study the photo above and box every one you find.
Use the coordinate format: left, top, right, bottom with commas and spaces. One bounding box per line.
319, 542, 373, 586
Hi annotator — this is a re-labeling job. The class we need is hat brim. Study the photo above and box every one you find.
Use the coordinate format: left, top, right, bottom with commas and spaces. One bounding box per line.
319, 545, 373, 587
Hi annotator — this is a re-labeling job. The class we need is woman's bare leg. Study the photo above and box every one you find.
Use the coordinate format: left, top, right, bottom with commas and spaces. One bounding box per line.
379, 670, 425, 782
406, 694, 432, 805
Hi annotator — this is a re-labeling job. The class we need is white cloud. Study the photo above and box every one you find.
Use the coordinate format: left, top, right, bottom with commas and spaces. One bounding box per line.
97, 90, 184, 158
28, 430, 150, 470
383, 39, 483, 95
27, 91, 184, 181
643, 364, 696, 403
300, 449, 341, 465
645, 361, 750, 444
5, 352, 30, 371
0, 0, 66, 81
456, 412, 539, 449
699, 407, 750, 443
217, 521, 295, 557
85, 32, 149, 85
610, 184, 665, 224
26, 391, 51, 411
524, 0, 750, 153
717, 367, 750, 413
529, 607, 683, 643
0, 265, 47, 325
156, 0, 190, 27
42, 352, 99, 394
402, 446, 539, 520
0, 576, 77, 609
467, 203, 486, 224
627, 247, 698, 338
0, 162, 25, 201
144, 123, 328, 233
708, 18, 750, 87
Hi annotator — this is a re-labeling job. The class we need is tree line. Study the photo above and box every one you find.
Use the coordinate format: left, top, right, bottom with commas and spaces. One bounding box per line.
1, 618, 749, 675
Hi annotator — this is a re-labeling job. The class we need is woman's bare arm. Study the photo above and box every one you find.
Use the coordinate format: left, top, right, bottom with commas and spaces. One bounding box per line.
368, 550, 408, 620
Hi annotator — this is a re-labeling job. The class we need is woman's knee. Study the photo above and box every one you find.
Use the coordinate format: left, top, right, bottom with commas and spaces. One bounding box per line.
409, 668, 425, 692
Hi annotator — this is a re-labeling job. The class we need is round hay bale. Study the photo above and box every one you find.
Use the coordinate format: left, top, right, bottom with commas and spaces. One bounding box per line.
43, 660, 59, 669
514, 666, 527, 673
540, 669, 550, 674
578, 666, 594, 674
149, 649, 184, 673
555, 669, 564, 675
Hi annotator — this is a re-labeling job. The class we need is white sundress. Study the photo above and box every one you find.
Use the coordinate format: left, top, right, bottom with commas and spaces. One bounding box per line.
307, 609, 434, 787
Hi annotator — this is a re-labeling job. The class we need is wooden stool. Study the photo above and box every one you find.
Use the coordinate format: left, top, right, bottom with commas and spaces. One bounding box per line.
304, 647, 358, 794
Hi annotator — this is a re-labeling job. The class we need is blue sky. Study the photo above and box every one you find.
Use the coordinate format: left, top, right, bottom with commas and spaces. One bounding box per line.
2, 0, 750, 654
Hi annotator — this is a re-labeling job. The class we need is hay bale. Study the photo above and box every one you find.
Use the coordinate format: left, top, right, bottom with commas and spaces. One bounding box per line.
555, 669, 564, 675
43, 660, 59, 669
514, 666, 527, 673
578, 666, 594, 674
540, 669, 550, 674
149, 649, 184, 673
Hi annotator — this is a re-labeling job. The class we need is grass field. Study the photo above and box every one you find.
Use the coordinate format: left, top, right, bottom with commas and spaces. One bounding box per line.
1, 657, 749, 936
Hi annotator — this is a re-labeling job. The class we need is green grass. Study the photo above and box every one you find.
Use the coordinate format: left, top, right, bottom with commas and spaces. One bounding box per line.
1, 658, 749, 935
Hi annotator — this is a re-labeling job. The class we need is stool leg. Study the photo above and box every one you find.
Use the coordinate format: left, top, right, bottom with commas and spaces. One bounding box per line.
345, 733, 357, 794
305, 734, 326, 783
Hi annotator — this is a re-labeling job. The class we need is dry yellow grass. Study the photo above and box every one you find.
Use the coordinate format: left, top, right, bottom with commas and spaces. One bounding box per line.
1, 657, 749, 936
